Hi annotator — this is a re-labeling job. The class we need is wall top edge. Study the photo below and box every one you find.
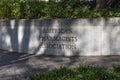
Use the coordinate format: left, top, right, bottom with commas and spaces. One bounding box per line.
0, 17, 120, 21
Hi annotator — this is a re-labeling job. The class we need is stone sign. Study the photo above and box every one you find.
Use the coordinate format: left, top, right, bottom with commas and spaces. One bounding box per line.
0, 18, 120, 56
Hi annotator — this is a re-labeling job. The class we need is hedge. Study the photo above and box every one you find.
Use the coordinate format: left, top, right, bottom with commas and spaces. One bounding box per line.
0, 0, 120, 19
15, 65, 120, 80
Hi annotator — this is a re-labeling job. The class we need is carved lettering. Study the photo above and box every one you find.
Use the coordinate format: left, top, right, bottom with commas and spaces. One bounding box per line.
44, 44, 77, 49
42, 28, 72, 33
40, 28, 78, 50
40, 36, 78, 42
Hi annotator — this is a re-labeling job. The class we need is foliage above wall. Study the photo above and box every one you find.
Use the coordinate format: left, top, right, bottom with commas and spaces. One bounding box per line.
0, 0, 120, 19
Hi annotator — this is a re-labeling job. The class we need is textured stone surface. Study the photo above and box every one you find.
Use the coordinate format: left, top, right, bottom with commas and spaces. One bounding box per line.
0, 18, 120, 56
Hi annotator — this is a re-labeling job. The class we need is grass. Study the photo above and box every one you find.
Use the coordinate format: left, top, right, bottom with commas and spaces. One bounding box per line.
22, 65, 120, 80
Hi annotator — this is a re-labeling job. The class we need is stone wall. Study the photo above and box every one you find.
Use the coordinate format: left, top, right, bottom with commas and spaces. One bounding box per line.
0, 18, 120, 56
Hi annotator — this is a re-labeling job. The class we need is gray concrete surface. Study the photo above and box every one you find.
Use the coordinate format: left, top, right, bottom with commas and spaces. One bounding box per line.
0, 49, 120, 80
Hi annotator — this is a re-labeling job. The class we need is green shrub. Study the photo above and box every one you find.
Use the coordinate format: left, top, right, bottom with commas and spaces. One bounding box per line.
113, 65, 120, 72
0, 0, 120, 19
0, 0, 11, 19
26, 65, 120, 80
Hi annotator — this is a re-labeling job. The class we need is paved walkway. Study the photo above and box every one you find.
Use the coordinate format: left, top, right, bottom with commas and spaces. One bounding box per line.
0, 50, 120, 80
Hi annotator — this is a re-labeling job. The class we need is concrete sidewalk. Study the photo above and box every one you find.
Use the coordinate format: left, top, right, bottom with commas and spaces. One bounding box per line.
0, 50, 120, 80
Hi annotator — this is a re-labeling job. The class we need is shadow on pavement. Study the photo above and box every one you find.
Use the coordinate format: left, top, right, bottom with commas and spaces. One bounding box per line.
0, 49, 120, 80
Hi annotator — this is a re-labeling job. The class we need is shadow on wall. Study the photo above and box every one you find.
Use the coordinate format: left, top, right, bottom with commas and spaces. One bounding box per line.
0, 18, 120, 56
34, 19, 78, 56
0, 19, 79, 56
102, 18, 120, 55
3, 20, 31, 53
